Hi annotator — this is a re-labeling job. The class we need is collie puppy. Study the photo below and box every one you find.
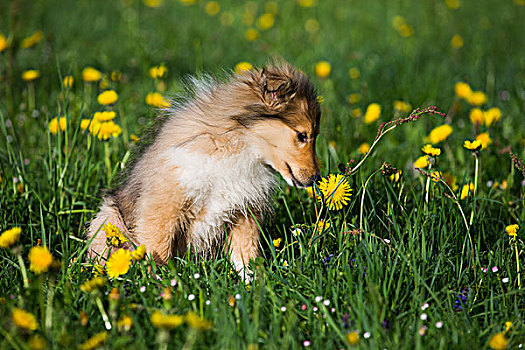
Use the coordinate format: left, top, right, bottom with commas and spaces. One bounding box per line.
87, 61, 321, 277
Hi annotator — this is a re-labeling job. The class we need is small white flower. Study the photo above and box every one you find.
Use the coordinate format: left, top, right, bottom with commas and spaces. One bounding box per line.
363, 332, 371, 339
313, 306, 318, 312
384, 239, 391, 244
281, 306, 287, 312
205, 300, 211, 305
303, 340, 311, 347
491, 266, 498, 273
292, 228, 303, 236
170, 279, 177, 286
188, 294, 195, 301
421, 303, 429, 310
330, 308, 335, 313
194, 273, 200, 279
323, 299, 330, 306
420, 313, 428, 321
139, 286, 146, 293
235, 293, 241, 300
435, 321, 443, 328
315, 296, 323, 303
502, 277, 510, 283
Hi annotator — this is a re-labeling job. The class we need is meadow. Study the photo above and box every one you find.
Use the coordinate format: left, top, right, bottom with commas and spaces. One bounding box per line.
1, 0, 524, 348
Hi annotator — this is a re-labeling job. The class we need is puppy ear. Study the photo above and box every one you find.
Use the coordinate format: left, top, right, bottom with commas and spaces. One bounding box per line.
258, 68, 297, 112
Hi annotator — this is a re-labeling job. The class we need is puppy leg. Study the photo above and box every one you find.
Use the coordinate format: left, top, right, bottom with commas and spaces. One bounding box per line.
133, 190, 187, 265
227, 213, 261, 281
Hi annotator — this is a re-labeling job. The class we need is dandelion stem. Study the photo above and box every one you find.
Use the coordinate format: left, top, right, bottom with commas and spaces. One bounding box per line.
96, 296, 112, 330
469, 154, 479, 227
16, 253, 29, 289
104, 142, 112, 183
515, 240, 521, 289
425, 162, 432, 204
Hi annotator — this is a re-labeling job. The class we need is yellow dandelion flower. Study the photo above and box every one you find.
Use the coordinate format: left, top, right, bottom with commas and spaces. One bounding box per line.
0, 33, 7, 52
393, 100, 412, 113
305, 186, 314, 198
460, 183, 475, 200
454, 82, 472, 99
347, 93, 361, 104
421, 144, 441, 156
90, 121, 122, 140
463, 139, 482, 151
413, 155, 429, 169
317, 174, 352, 211
348, 67, 360, 79
80, 276, 107, 293
364, 103, 381, 124
389, 170, 402, 182
106, 249, 132, 279
28, 246, 53, 274
358, 142, 370, 155
451, 34, 464, 48
426, 124, 453, 144
505, 321, 512, 332
80, 119, 92, 131
132, 244, 146, 261
186, 311, 213, 330
0, 227, 22, 248
346, 330, 359, 345
430, 171, 442, 183
272, 238, 281, 248
118, 315, 133, 332
257, 13, 275, 30
28, 334, 47, 350
298, 0, 316, 7
78, 331, 109, 350
103, 222, 129, 247
305, 18, 319, 33
234, 61, 253, 75
63, 75, 74, 88
145, 92, 170, 108
505, 224, 519, 238
150, 311, 184, 329
205, 1, 220, 16
48, 117, 67, 134
93, 111, 117, 122
469, 108, 484, 125
245, 28, 259, 41
130, 134, 140, 142
20, 30, 43, 49
466, 91, 487, 106
397, 24, 414, 37
351, 108, 362, 118
11, 308, 39, 330
149, 65, 167, 79
484, 107, 501, 126
314, 61, 331, 78
488, 332, 508, 350
111, 71, 121, 81
22, 70, 40, 82
143, 0, 162, 7
475, 132, 492, 149
97, 90, 118, 105
392, 16, 406, 30
445, 0, 461, 10
317, 220, 331, 233
82, 67, 102, 82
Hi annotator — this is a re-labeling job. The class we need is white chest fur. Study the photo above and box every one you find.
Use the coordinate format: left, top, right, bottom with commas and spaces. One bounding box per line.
166, 146, 275, 252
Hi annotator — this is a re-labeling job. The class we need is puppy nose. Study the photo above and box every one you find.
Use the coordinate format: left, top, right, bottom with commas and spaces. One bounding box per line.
312, 174, 322, 184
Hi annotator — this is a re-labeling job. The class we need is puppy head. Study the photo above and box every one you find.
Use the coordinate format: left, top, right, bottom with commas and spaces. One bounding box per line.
234, 62, 321, 188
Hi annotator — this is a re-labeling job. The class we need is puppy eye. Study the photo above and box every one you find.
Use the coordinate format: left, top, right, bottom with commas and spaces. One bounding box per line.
297, 132, 308, 143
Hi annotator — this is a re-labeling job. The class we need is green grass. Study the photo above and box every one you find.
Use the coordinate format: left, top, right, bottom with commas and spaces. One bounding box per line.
1, 0, 524, 348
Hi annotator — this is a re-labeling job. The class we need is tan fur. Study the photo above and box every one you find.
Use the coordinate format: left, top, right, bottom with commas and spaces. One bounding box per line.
87, 61, 321, 276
